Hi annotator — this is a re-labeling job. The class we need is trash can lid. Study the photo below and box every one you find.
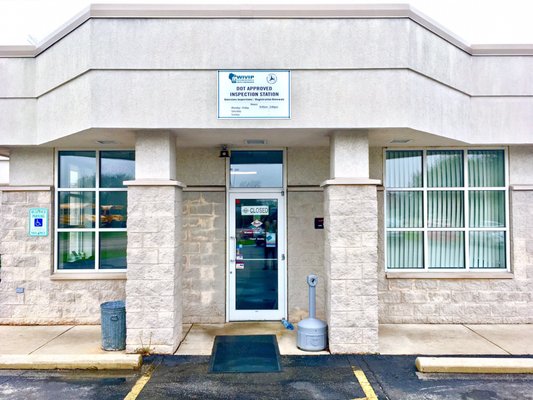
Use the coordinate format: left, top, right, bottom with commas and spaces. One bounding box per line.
101, 300, 125, 310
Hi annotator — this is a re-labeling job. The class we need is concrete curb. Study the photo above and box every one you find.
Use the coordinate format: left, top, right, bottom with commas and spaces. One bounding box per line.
416, 357, 533, 374
0, 354, 142, 370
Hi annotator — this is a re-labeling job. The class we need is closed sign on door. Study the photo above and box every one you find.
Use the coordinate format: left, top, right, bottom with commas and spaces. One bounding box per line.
241, 206, 269, 215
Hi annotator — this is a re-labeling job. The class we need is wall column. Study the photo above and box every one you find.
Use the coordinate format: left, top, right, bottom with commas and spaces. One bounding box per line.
125, 131, 185, 354
322, 131, 381, 353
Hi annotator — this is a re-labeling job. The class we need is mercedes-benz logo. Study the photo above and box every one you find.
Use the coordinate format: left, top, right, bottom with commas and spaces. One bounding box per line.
266, 73, 277, 84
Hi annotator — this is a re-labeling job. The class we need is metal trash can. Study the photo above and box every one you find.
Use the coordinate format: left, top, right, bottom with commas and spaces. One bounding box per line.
101, 300, 126, 351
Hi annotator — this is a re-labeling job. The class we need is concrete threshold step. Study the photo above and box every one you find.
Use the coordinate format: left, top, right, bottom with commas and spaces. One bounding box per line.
0, 354, 142, 370
416, 357, 533, 374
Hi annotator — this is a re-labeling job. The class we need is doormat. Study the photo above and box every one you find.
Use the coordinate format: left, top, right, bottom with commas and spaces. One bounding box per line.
209, 335, 281, 373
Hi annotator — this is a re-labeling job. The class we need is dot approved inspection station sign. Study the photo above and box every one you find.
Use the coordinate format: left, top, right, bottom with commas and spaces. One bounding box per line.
217, 70, 290, 119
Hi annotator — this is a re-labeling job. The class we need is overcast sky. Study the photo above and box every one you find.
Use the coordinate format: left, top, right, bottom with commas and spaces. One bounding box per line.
0, 0, 532, 45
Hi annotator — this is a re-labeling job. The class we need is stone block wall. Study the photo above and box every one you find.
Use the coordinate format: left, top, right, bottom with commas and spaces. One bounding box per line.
287, 191, 326, 322
324, 184, 379, 353
378, 188, 533, 324
126, 185, 182, 354
182, 191, 226, 323
0, 189, 125, 324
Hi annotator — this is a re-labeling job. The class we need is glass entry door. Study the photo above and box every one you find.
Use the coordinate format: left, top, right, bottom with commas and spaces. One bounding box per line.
228, 193, 286, 321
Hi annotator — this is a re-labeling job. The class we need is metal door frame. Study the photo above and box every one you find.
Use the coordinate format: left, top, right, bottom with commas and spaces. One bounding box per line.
225, 149, 287, 321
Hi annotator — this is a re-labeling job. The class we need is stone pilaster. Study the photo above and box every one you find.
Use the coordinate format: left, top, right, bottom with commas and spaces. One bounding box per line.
323, 181, 380, 354
125, 182, 184, 354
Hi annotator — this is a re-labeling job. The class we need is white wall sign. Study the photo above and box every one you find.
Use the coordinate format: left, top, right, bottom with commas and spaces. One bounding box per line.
29, 208, 48, 237
241, 206, 269, 215
218, 70, 290, 119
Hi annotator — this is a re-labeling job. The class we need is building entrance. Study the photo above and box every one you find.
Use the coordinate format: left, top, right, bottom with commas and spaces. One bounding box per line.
227, 150, 286, 321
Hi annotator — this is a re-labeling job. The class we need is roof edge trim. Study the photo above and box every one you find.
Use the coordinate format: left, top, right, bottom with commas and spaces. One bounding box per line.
1, 3, 532, 58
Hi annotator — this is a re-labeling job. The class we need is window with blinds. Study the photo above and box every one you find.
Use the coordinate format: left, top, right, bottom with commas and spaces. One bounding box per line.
384, 149, 508, 271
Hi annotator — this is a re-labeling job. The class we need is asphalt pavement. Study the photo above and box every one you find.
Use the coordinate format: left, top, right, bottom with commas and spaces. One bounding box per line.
1, 355, 532, 400
359, 355, 533, 400
0, 369, 141, 400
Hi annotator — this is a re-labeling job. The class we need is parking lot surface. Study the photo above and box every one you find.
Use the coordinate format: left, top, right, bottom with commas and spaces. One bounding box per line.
1, 355, 533, 399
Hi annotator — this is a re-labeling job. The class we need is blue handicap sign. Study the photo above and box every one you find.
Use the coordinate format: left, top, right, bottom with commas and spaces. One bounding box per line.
29, 208, 48, 236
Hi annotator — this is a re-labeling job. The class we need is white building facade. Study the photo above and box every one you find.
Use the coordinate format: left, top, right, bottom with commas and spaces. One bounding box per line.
0, 4, 532, 354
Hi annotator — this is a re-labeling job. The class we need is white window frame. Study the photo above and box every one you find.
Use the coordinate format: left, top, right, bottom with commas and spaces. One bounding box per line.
383, 147, 510, 272
54, 149, 133, 274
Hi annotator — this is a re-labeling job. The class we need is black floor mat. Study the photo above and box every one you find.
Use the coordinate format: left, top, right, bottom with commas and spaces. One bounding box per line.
209, 335, 281, 373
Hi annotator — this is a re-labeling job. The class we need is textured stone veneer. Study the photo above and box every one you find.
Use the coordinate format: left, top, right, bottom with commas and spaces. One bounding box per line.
324, 184, 379, 353
182, 191, 225, 323
378, 189, 533, 324
0, 190, 125, 324
288, 191, 326, 322
125, 185, 182, 354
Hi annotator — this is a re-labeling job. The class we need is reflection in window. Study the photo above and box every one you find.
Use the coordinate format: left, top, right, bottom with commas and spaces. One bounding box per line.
386, 191, 423, 228
234, 198, 279, 310
469, 191, 505, 228
470, 231, 506, 269
468, 150, 504, 187
427, 150, 463, 188
428, 231, 464, 269
58, 232, 95, 270
386, 231, 423, 269
100, 151, 135, 188
230, 151, 283, 188
100, 232, 127, 269
59, 151, 96, 188
100, 191, 127, 228
58, 192, 95, 229
427, 191, 464, 228
385, 151, 422, 188
56, 150, 134, 271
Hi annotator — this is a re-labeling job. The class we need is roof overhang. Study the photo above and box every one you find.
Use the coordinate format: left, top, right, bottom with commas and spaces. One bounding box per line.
0, 3, 532, 58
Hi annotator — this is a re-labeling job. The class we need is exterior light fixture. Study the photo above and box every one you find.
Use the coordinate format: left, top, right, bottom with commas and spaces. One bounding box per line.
219, 145, 230, 158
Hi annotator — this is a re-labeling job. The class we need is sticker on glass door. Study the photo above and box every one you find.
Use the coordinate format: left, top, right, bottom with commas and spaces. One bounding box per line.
235, 198, 278, 310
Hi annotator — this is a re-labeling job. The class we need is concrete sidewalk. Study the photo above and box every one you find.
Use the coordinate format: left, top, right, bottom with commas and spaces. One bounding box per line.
176, 322, 533, 356
379, 324, 533, 355
0, 323, 531, 370
0, 325, 140, 370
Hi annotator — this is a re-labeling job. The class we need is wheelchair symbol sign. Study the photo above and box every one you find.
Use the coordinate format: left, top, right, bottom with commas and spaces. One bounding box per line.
29, 208, 48, 236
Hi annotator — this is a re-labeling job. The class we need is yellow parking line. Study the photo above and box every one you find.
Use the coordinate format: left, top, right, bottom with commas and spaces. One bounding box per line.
124, 364, 155, 400
352, 366, 378, 400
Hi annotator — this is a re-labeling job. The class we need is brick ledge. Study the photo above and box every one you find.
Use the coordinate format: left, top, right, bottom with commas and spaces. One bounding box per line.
123, 179, 186, 187
50, 273, 127, 280
0, 186, 52, 191
510, 185, 533, 191
321, 178, 382, 187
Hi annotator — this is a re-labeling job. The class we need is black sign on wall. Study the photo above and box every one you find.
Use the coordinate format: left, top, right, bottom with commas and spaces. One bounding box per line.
314, 218, 324, 229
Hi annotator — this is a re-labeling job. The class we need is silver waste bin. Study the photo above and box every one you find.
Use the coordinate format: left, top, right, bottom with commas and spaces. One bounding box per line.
101, 300, 126, 351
